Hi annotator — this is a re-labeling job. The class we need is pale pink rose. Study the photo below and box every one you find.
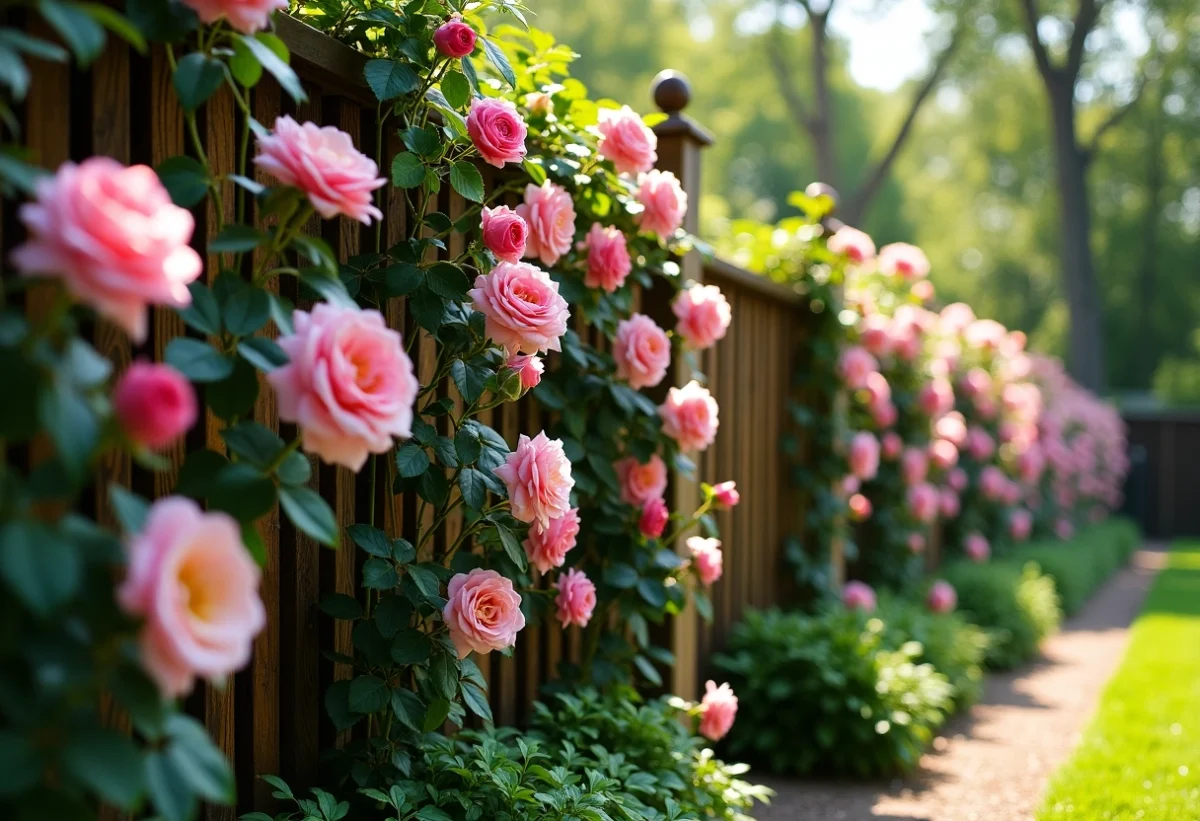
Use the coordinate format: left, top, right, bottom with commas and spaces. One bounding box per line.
842, 475, 861, 496
687, 537, 723, 585
901, 447, 930, 485
912, 280, 935, 302
1054, 518, 1074, 541
976, 396, 998, 420
639, 497, 669, 538
270, 303, 417, 471
860, 314, 892, 356
827, 226, 875, 263
848, 431, 880, 481
672, 283, 732, 350
838, 346, 878, 391
517, 181, 575, 266
11, 158, 201, 343
919, 378, 955, 417
961, 367, 993, 399
878, 242, 930, 279
614, 453, 668, 508
524, 507, 580, 573
554, 568, 596, 628
581, 222, 632, 292
940, 302, 977, 334
930, 439, 959, 471
712, 481, 740, 509
596, 105, 657, 175
699, 681, 738, 741
980, 465, 1007, 500
118, 497, 264, 698
964, 532, 990, 562
469, 261, 570, 354
494, 432, 574, 527
113, 362, 197, 450
872, 401, 898, 428
443, 569, 525, 658
908, 532, 927, 553
255, 116, 386, 224
907, 482, 939, 524
636, 169, 687, 238
181, 0, 285, 33
433, 18, 477, 58
936, 412, 968, 447
939, 488, 960, 518
964, 319, 1007, 351
842, 580, 876, 612
967, 427, 996, 461
927, 580, 957, 614
948, 467, 968, 493
481, 205, 528, 263
1009, 508, 1033, 542
466, 97, 528, 169
525, 92, 553, 116
613, 314, 671, 389
848, 493, 872, 522
881, 432, 903, 461
864, 371, 891, 407
506, 353, 544, 391
659, 381, 719, 451
1017, 447, 1045, 484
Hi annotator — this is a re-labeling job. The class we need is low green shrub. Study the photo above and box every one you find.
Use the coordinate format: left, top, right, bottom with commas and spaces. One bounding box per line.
1011, 519, 1140, 615
877, 595, 990, 710
942, 560, 1061, 669
713, 608, 953, 777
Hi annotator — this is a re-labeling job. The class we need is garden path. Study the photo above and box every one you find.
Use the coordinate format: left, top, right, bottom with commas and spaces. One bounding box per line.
752, 547, 1167, 821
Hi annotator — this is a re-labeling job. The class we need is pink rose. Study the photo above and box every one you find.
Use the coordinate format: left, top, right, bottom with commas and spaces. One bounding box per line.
865, 371, 891, 407
848, 493, 872, 522
443, 569, 525, 659
878, 242, 930, 279
113, 362, 197, 450
481, 205, 528, 263
842, 475, 861, 496
524, 507, 580, 574
901, 447, 930, 485
582, 222, 632, 292
433, 18, 476, 58
919, 378, 955, 418
872, 401, 898, 428
525, 92, 553, 116
255, 116, 386, 224
838, 346, 878, 391
613, 313, 671, 390
1009, 508, 1033, 542
948, 467, 968, 493
687, 537, 723, 585
672, 283, 732, 350
270, 303, 417, 471
912, 280, 935, 302
466, 98, 528, 169
118, 497, 264, 698
907, 483, 939, 524
712, 481, 740, 509
930, 439, 959, 471
936, 412, 968, 447
1054, 518, 1074, 541
980, 465, 1007, 500
964, 532, 990, 562
962, 367, 993, 399
640, 497, 669, 538
659, 381, 719, 452
860, 314, 892, 356
908, 532, 926, 554
939, 488, 960, 518
554, 568, 596, 628
494, 432, 573, 527
181, 0, 285, 34
698, 681, 738, 741
506, 353, 544, 391
882, 432, 903, 461
967, 427, 996, 461
827, 226, 875, 263
596, 105, 657, 175
11, 158, 202, 343
469, 261, 570, 354
636, 170, 687, 238
848, 431, 880, 481
516, 181, 575, 267
842, 580, 876, 612
614, 453, 668, 507
927, 580, 957, 614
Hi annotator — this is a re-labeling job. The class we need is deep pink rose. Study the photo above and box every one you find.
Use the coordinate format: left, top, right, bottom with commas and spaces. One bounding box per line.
1009, 508, 1033, 542
255, 116, 386, 224
481, 205, 529, 263
860, 314, 892, 356
964, 532, 990, 562
712, 481, 740, 509
554, 568, 596, 628
838, 346, 878, 391
433, 18, 476, 58
919, 378, 955, 417
596, 105, 658, 175
516, 181, 575, 267
882, 432, 903, 460
907, 483, 939, 523
270, 303, 417, 471
11, 158, 201, 343
614, 453, 668, 507
582, 222, 632, 292
878, 242, 930, 279
848, 493, 872, 522
687, 537, 723, 585
639, 498, 669, 538
469, 261, 570, 354
938, 488, 960, 518
182, 0, 286, 33
948, 467, 968, 493
524, 507, 580, 574
659, 381, 719, 452
494, 432, 574, 527
842, 580, 876, 612
636, 170, 687, 238
699, 681, 738, 741
930, 439, 959, 471
467, 98, 528, 169
443, 569, 525, 658
848, 431, 880, 481
827, 226, 875, 263
967, 427, 996, 460
672, 283, 732, 350
506, 353, 544, 391
901, 447, 929, 485
113, 362, 197, 450
613, 313, 671, 390
118, 497, 264, 698
872, 401, 898, 428
908, 532, 926, 553
927, 580, 957, 614
980, 465, 1007, 500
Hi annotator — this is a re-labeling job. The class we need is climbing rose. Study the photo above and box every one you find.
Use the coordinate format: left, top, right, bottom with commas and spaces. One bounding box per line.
939, 488, 960, 518
927, 580, 957, 613
469, 261, 570, 354
901, 447, 930, 485
639, 497, 669, 538
687, 537, 723, 585
554, 569, 596, 628
596, 105, 657, 175
270, 303, 418, 471
443, 569, 525, 659
930, 439, 959, 471
615, 453, 668, 507
1009, 508, 1033, 542
948, 467, 969, 493
964, 532, 990, 562
517, 181, 575, 266
466, 98, 528, 168
882, 432, 903, 460
495, 432, 573, 527
878, 242, 930, 279
524, 507, 580, 574
659, 381, 719, 452
967, 427, 996, 460
481, 205, 528, 263
672, 283, 732, 350
582, 222, 632, 292
712, 481, 740, 509
908, 532, 926, 553
848, 493, 872, 522
181, 0, 285, 33
872, 401, 898, 428
919, 378, 955, 417
433, 18, 476, 57
907, 482, 939, 524
698, 681, 738, 741
255, 116, 386, 224
848, 431, 880, 481
613, 314, 671, 390
842, 580, 876, 612
636, 169, 687, 238
506, 353, 544, 391
827, 226, 875, 263
12, 157, 202, 343
912, 280, 935, 302
118, 497, 264, 698
113, 362, 197, 450
838, 346, 878, 391
936, 412, 968, 447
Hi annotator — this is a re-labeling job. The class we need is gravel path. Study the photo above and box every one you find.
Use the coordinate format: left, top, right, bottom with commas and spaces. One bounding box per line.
752, 548, 1166, 821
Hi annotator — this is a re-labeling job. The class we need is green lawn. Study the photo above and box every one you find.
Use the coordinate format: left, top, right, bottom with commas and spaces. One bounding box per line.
1038, 546, 1200, 820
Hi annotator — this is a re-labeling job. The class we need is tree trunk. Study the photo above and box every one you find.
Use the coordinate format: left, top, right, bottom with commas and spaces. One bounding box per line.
809, 13, 838, 188
1137, 91, 1164, 384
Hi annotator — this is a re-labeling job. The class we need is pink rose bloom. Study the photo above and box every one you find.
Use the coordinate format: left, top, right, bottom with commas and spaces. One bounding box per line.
182, 0, 286, 34
524, 507, 580, 573
827, 226, 876, 263
443, 569, 525, 659
639, 497, 669, 538
494, 432, 574, 527
433, 18, 476, 58
938, 488, 960, 518
872, 401, 898, 429
892, 332, 922, 363
12, 158, 202, 344
930, 439, 959, 471
967, 427, 996, 461
525, 91, 553, 116
699, 681, 738, 741
113, 362, 197, 450
118, 497, 264, 698
962, 367, 993, 399
864, 371, 891, 407
659, 381, 719, 452
554, 568, 596, 628
848, 493, 872, 522
270, 303, 417, 471
948, 467, 968, 493
842, 580, 876, 612
1009, 508, 1033, 542
466, 97, 528, 169
582, 222, 632, 292
672, 283, 732, 350
878, 242, 930, 279
908, 532, 926, 553
469, 261, 570, 354
964, 319, 1007, 351
848, 431, 880, 481
964, 532, 990, 562
927, 580, 957, 614
912, 280, 935, 302
907, 483, 939, 524
975, 396, 998, 420
687, 537, 723, 585
860, 314, 892, 357
506, 353, 544, 391
613, 313, 670, 390
481, 205, 528, 263
919, 378, 955, 418
255, 116, 386, 224
712, 481, 740, 509
980, 465, 1007, 500
1055, 518, 1074, 541
901, 447, 930, 485
615, 453, 668, 507
882, 432, 903, 461
842, 474, 861, 496
1017, 447, 1045, 484
838, 346, 878, 391
517, 181, 575, 266
636, 169, 687, 238
936, 412, 968, 447
940, 302, 977, 334
596, 105, 658, 175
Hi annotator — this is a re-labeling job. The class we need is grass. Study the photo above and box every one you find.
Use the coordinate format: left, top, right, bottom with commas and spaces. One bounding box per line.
1037, 545, 1200, 821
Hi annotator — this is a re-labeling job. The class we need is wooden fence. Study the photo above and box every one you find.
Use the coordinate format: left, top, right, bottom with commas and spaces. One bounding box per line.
9, 14, 812, 817
1121, 410, 1200, 540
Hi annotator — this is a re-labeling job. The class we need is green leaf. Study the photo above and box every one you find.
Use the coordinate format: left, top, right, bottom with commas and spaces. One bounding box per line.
374, 594, 411, 639
276, 451, 310, 486
417, 807, 453, 821
400, 124, 441, 158
391, 152, 425, 188
384, 263, 423, 297
0, 519, 80, 616
38, 0, 105, 66
0, 731, 41, 795
163, 714, 234, 803
389, 629, 431, 664
429, 653, 457, 700
418, 467, 449, 507
603, 563, 639, 589
405, 565, 441, 599
693, 589, 713, 621
362, 557, 399, 589
461, 682, 492, 722
496, 524, 526, 571
156, 155, 209, 208
348, 675, 390, 714
80, 2, 146, 52
207, 463, 277, 522
236, 33, 306, 103
63, 338, 110, 387
458, 469, 487, 512
145, 750, 195, 821
237, 337, 288, 371
409, 286, 445, 332
440, 71, 470, 109
39, 377, 97, 481
426, 262, 471, 301
364, 58, 418, 101
110, 665, 166, 739
220, 421, 284, 467
211, 225, 269, 254
395, 443, 430, 478
450, 358, 488, 403
319, 593, 362, 620
62, 727, 145, 809
229, 36, 262, 87
449, 161, 484, 203
205, 356, 259, 421
633, 655, 662, 686
480, 37, 516, 89
165, 338, 234, 382
454, 427, 482, 465
109, 485, 151, 533
422, 697, 451, 732
279, 486, 340, 548
347, 524, 392, 558
172, 51, 224, 112
461, 55, 480, 96
390, 688, 425, 731
269, 292, 294, 334
294, 239, 340, 278
636, 578, 667, 608
178, 281, 221, 334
